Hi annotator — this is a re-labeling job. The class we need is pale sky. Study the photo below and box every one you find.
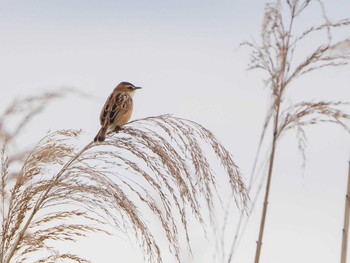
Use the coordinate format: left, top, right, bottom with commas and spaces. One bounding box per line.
1, 1, 350, 263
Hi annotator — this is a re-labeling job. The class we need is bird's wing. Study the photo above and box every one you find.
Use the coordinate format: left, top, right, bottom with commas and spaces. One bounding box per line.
99, 93, 131, 126
99, 93, 113, 125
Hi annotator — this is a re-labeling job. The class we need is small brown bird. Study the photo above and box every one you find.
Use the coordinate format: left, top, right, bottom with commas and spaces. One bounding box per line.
94, 82, 142, 142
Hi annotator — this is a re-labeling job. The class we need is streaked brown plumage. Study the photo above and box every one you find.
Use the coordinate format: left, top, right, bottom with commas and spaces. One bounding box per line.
94, 82, 141, 142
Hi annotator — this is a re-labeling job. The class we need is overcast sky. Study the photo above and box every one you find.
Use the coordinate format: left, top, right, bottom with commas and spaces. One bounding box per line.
1, 1, 350, 262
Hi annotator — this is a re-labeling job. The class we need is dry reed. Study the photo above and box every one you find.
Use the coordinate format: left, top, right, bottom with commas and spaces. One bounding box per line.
227, 1, 350, 262
0, 94, 248, 263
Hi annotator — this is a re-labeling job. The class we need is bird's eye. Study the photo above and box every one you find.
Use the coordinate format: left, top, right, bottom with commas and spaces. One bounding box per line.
128, 86, 133, 90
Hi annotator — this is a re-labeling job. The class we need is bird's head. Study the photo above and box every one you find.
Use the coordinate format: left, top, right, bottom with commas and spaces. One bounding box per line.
115, 82, 142, 97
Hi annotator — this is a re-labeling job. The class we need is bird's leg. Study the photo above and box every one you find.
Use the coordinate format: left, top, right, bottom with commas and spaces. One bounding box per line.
114, 126, 124, 133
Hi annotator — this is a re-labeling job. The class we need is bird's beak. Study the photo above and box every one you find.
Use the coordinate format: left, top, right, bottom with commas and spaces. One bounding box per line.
133, 86, 142, 90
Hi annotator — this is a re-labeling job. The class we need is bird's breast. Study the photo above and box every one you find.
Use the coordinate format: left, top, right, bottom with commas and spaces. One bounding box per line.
108, 106, 133, 131
117, 107, 133, 125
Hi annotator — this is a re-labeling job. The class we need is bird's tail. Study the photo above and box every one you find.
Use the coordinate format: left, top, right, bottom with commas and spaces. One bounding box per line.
94, 126, 108, 142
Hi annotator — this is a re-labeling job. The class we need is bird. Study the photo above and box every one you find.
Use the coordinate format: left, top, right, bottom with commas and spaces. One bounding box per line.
94, 82, 142, 142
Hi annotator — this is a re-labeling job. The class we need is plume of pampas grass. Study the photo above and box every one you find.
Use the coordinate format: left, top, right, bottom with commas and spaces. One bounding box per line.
0, 93, 248, 263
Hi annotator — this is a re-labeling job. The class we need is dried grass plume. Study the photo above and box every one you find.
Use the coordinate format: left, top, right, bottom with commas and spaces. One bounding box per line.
0, 94, 248, 263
